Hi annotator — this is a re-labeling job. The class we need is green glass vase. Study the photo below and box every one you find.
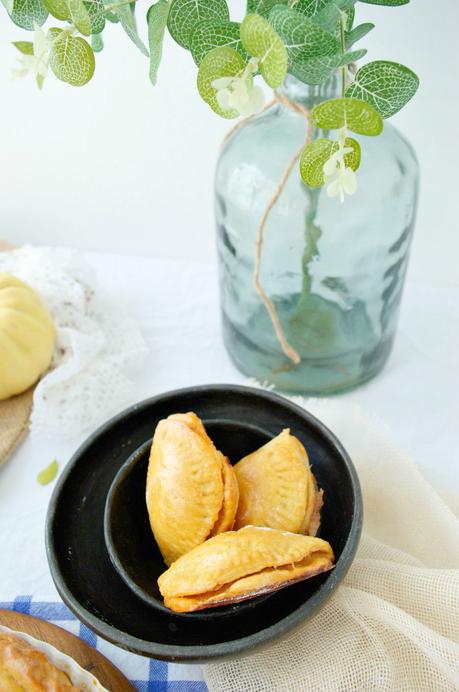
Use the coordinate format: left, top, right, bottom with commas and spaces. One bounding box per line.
215, 75, 419, 394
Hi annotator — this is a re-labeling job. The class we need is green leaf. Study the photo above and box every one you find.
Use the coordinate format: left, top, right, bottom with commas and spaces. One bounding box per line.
311, 1, 356, 34
290, 47, 364, 86
311, 96, 383, 135
300, 136, 360, 187
147, 0, 169, 85
344, 5, 354, 29
246, 0, 286, 17
312, 2, 341, 34
269, 6, 339, 65
341, 47, 366, 64
37, 459, 59, 485
167, 0, 229, 49
345, 22, 374, 48
293, 0, 329, 17
191, 20, 248, 66
68, 0, 92, 35
91, 32, 104, 50
85, 0, 105, 34
197, 46, 245, 118
49, 30, 95, 85
105, 8, 119, 21
240, 13, 287, 88
111, 2, 149, 56
42, 0, 69, 18
359, 0, 408, 5
345, 60, 419, 118
1, 0, 14, 13
12, 40, 34, 54
9, 0, 48, 30
36, 73, 45, 88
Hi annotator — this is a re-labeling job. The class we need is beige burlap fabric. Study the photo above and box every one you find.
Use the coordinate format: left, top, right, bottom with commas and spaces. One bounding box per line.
203, 400, 459, 692
0, 241, 34, 467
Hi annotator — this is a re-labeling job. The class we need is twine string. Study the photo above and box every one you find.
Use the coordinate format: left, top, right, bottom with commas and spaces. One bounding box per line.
222, 91, 313, 366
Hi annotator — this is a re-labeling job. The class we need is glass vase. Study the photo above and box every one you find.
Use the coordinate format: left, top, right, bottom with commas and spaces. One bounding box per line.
215, 75, 419, 394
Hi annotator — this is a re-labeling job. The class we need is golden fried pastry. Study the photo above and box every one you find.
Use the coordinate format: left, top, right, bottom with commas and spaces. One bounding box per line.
234, 429, 323, 536
158, 526, 334, 612
0, 632, 79, 691
146, 412, 238, 565
210, 456, 239, 536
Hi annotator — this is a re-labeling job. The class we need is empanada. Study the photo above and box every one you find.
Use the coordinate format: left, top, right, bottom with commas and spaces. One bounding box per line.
210, 455, 239, 535
234, 429, 323, 536
158, 526, 334, 612
146, 412, 238, 565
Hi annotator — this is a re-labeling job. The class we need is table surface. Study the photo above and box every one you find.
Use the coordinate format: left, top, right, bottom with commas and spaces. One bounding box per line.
0, 250, 457, 685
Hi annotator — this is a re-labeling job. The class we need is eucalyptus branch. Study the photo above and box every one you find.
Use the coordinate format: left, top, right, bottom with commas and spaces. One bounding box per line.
339, 11, 346, 97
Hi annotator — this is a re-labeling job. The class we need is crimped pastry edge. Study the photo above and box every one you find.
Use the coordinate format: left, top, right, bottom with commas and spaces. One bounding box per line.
0, 624, 108, 691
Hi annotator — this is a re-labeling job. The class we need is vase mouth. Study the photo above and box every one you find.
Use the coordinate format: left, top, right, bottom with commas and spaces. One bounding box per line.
277, 74, 342, 108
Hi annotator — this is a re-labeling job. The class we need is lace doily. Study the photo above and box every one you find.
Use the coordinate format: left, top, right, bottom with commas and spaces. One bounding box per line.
0, 245, 149, 438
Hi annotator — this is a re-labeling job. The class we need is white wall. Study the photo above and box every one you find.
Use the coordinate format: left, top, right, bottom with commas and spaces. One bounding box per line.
0, 0, 458, 284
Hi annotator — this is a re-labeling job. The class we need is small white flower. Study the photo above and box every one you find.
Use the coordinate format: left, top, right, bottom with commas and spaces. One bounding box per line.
211, 58, 265, 117
323, 126, 357, 203
12, 27, 50, 86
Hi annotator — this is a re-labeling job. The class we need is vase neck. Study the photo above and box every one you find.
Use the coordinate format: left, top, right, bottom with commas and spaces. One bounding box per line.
277, 74, 342, 109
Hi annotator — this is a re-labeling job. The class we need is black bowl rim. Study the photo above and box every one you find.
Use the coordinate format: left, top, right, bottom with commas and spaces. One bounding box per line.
46, 384, 363, 662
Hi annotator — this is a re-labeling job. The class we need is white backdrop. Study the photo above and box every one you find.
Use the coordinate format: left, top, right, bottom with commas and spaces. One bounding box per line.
0, 0, 458, 284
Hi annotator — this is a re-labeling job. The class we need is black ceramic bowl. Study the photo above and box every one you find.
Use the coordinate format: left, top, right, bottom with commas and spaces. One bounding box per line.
104, 436, 270, 619
46, 384, 362, 662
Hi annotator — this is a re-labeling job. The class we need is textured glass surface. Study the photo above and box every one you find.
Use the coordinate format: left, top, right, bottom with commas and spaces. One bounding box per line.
215, 76, 419, 394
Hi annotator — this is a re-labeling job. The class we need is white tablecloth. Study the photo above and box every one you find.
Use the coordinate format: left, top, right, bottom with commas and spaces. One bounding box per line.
0, 251, 457, 680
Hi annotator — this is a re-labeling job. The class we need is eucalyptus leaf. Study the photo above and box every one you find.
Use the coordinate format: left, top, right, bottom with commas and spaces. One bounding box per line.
345, 5, 354, 29
1, 0, 14, 13
191, 21, 248, 66
345, 60, 419, 118
68, 0, 92, 36
312, 2, 341, 34
359, 0, 408, 5
9, 0, 48, 30
292, 0, 329, 17
91, 32, 104, 50
49, 29, 95, 85
197, 45, 245, 118
269, 5, 340, 65
290, 47, 364, 86
246, 0, 286, 17
110, 2, 149, 56
240, 12, 288, 88
167, 0, 229, 49
345, 22, 374, 48
84, 0, 105, 34
147, 0, 169, 85
310, 0, 356, 33
12, 40, 34, 53
300, 136, 360, 187
42, 0, 69, 19
311, 96, 383, 135
340, 47, 366, 64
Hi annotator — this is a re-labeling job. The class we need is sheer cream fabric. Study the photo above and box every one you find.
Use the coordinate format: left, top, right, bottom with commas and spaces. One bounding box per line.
0, 245, 148, 438
203, 399, 459, 692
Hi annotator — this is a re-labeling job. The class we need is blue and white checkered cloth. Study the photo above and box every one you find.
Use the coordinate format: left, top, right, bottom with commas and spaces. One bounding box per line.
0, 597, 207, 691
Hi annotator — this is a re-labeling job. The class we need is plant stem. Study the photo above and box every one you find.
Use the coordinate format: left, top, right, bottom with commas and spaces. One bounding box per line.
340, 11, 346, 97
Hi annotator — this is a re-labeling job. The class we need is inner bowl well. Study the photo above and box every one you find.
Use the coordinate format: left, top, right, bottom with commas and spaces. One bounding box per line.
104, 421, 272, 618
